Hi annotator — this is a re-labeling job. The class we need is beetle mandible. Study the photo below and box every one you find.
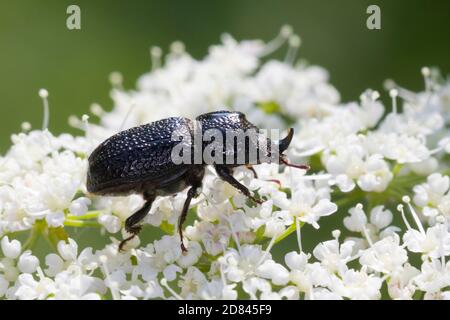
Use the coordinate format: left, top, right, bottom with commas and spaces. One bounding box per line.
87, 110, 308, 252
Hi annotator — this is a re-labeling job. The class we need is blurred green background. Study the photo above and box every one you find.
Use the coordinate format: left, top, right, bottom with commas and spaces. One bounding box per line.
1, 1, 449, 262
1, 0, 450, 153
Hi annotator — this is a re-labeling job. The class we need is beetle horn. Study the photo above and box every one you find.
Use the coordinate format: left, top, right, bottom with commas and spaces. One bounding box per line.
278, 128, 294, 154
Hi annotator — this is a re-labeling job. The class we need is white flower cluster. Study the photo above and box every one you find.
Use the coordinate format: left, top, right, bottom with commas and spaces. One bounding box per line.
1, 28, 450, 300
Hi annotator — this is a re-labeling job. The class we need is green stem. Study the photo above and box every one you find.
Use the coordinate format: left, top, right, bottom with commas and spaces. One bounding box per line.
392, 163, 404, 177
22, 226, 40, 252
64, 219, 101, 228
66, 210, 101, 220
275, 220, 304, 244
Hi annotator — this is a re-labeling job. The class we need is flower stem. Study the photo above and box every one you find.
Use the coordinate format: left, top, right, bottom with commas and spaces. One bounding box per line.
66, 210, 101, 220
64, 219, 101, 228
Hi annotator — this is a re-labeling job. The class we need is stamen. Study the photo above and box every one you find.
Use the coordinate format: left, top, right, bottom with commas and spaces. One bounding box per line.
81, 114, 91, 141
90, 103, 105, 117
257, 231, 279, 266
222, 214, 242, 255
99, 255, 121, 300
402, 196, 426, 235
332, 229, 341, 240
371, 90, 380, 101
68, 115, 83, 130
170, 41, 185, 56
219, 259, 227, 287
397, 204, 413, 231
309, 285, 314, 300
299, 173, 332, 181
160, 278, 183, 300
427, 133, 449, 156
284, 34, 301, 65
384, 79, 417, 103
38, 89, 49, 130
436, 216, 446, 270
109, 71, 123, 90
421, 67, 431, 93
362, 224, 374, 247
260, 25, 292, 57
389, 89, 399, 114
119, 100, 136, 132
296, 217, 302, 252
291, 145, 324, 158
429, 146, 444, 155
150, 46, 162, 71
81, 114, 89, 128
36, 266, 46, 280
21, 122, 32, 132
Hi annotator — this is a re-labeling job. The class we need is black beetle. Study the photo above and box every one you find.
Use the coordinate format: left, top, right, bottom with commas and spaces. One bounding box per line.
87, 110, 307, 251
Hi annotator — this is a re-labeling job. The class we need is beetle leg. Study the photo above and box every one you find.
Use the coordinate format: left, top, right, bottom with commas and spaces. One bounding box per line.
119, 193, 155, 252
245, 165, 258, 179
178, 186, 198, 253
178, 166, 204, 253
215, 165, 263, 204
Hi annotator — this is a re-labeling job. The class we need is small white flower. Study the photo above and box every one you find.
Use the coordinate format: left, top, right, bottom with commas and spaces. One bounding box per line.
14, 273, 56, 300
255, 259, 290, 286
69, 197, 91, 216
413, 259, 450, 294
330, 268, 382, 300
17, 251, 39, 274
344, 205, 367, 233
219, 244, 268, 283
359, 236, 408, 273
313, 239, 354, 274
198, 279, 237, 300
1, 236, 21, 259
369, 205, 393, 229
57, 239, 78, 262
403, 224, 450, 258
0, 274, 9, 297
98, 214, 121, 233
387, 264, 420, 300
176, 241, 202, 268
286, 187, 337, 229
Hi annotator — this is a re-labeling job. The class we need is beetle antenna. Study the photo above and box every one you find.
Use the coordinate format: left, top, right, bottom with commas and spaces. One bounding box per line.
280, 156, 310, 170
260, 24, 293, 57
38, 89, 49, 130
119, 100, 136, 132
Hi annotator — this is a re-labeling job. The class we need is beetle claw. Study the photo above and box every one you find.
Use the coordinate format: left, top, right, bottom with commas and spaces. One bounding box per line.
252, 197, 264, 205
118, 225, 142, 252
118, 235, 135, 252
